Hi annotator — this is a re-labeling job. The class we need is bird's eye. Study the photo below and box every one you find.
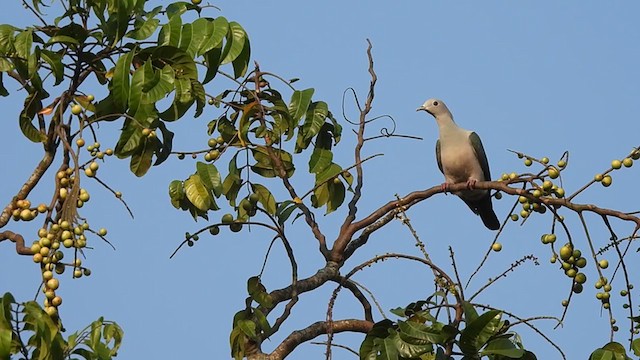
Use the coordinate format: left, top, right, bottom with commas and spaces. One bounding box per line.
433, 101, 439, 106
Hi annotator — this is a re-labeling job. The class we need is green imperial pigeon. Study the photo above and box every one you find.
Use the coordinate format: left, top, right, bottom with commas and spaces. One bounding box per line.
417, 98, 500, 230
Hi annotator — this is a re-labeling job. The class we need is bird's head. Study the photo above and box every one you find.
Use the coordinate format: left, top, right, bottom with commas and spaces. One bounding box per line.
416, 98, 449, 118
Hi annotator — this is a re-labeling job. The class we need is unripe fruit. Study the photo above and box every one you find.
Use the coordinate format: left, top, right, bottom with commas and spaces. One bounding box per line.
71, 104, 82, 115
519, 210, 529, 218
575, 257, 587, 268
518, 196, 528, 204
623, 158, 633, 167
594, 173, 603, 182
98, 228, 107, 236
575, 272, 587, 284
541, 157, 549, 164
542, 180, 553, 191
76, 138, 85, 147
87, 94, 95, 102
573, 283, 583, 294
208, 138, 218, 147
561, 299, 568, 307
604, 284, 612, 292
554, 187, 565, 198
83, 268, 92, 276
141, 128, 151, 136
611, 160, 622, 169
601, 175, 612, 187
221, 213, 234, 224
524, 158, 532, 166
209, 225, 220, 235
230, 222, 243, 232
557, 160, 567, 168
599, 259, 609, 269
547, 167, 559, 179
33, 253, 43, 263
510, 214, 519, 221
192, 0, 202, 4
532, 189, 542, 198
565, 269, 577, 278
559, 245, 573, 261
491, 243, 502, 252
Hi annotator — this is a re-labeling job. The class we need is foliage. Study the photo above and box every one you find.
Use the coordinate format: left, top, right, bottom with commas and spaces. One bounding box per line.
0, 292, 123, 360
1, 1, 639, 360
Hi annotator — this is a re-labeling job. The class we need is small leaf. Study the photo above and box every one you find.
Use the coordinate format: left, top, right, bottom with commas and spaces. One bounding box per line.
251, 183, 277, 215
309, 148, 333, 174
111, 49, 136, 112
632, 338, 640, 356
221, 21, 246, 65
459, 310, 502, 355
169, 180, 185, 209
184, 174, 212, 212
232, 36, 250, 78
481, 338, 525, 358
19, 93, 46, 143
130, 138, 155, 177
237, 320, 257, 340
196, 161, 223, 197
288, 88, 314, 123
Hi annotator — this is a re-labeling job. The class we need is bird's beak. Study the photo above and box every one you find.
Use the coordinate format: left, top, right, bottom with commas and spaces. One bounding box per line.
416, 106, 425, 112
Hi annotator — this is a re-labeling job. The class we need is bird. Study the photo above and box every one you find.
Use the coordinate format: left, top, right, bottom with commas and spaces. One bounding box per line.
417, 98, 500, 230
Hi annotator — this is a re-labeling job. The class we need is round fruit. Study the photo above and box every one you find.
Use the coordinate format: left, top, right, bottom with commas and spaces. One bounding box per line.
221, 213, 234, 224
557, 160, 567, 168
87, 94, 95, 102
542, 180, 553, 191
548, 167, 559, 179
559, 245, 573, 261
191, 0, 202, 4
491, 243, 502, 252
115, 191, 122, 198
98, 228, 107, 236
575, 257, 587, 268
76, 138, 85, 147
601, 175, 612, 187
44, 306, 57, 316
510, 214, 519, 221
42, 270, 54, 281
575, 272, 587, 284
494, 192, 502, 200
46, 278, 59, 290
555, 187, 565, 198
71, 104, 82, 115
541, 157, 549, 164
73, 269, 82, 278
518, 196, 528, 204
623, 158, 633, 167
141, 128, 151, 136
229, 222, 243, 232
546, 233, 557, 243
19, 209, 35, 221
209, 225, 220, 235
83, 268, 92, 276
594, 173, 603, 182
604, 284, 612, 292
532, 189, 542, 198
84, 168, 95, 177
524, 158, 532, 166
599, 259, 609, 269
519, 210, 529, 218
572, 283, 583, 294
208, 138, 218, 147
207, 98, 215, 105
208, 150, 220, 160
51, 296, 62, 306
241, 200, 253, 211
63, 239, 74, 248
561, 299, 569, 307
216, 136, 224, 144
611, 160, 622, 169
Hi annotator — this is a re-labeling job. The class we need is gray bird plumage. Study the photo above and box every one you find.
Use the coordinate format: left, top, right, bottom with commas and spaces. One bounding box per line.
417, 98, 500, 230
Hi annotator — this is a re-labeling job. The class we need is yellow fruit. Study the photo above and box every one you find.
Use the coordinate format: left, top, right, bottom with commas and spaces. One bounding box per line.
575, 273, 587, 284
87, 94, 95, 102
44, 306, 57, 316
599, 259, 609, 269
192, 0, 202, 4
19, 209, 34, 221
84, 168, 95, 177
611, 160, 622, 169
89, 161, 99, 171
547, 167, 559, 179
594, 173, 603, 182
542, 180, 553, 191
71, 104, 82, 115
491, 243, 502, 252
76, 138, 85, 147
98, 228, 107, 236
541, 157, 549, 164
559, 245, 573, 261
141, 128, 151, 136
557, 160, 567, 168
623, 158, 633, 167
524, 158, 532, 166
51, 296, 62, 306
46, 278, 59, 290
601, 175, 612, 187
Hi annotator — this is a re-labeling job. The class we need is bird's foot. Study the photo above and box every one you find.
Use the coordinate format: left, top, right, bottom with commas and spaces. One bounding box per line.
466, 179, 477, 190
440, 183, 451, 194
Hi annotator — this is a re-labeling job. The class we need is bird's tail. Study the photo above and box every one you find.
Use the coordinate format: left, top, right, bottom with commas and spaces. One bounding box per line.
477, 196, 500, 230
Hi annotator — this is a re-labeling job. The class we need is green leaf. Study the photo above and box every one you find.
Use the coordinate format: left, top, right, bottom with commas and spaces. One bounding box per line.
152, 45, 198, 80
275, 201, 298, 225
159, 78, 194, 121
0, 328, 11, 359
253, 309, 271, 334
166, 1, 201, 19
303, 101, 328, 140
158, 13, 182, 47
462, 301, 479, 324
111, 49, 136, 112
459, 310, 502, 356
180, 19, 209, 58
251, 183, 277, 215
130, 138, 155, 177
184, 174, 212, 212
169, 180, 185, 209
19, 93, 46, 143
126, 6, 161, 40
481, 338, 525, 358
222, 154, 242, 206
196, 161, 223, 197
309, 148, 333, 174
238, 320, 257, 340
0, 25, 17, 55
397, 321, 445, 345
326, 181, 345, 214
632, 338, 640, 356
288, 88, 314, 123
221, 21, 247, 65
154, 121, 174, 166
232, 36, 250, 78
202, 45, 222, 84
199, 17, 228, 55
40, 49, 64, 85
15, 29, 33, 60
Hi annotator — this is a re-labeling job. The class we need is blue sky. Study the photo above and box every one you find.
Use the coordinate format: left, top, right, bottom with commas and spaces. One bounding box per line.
1, 1, 640, 359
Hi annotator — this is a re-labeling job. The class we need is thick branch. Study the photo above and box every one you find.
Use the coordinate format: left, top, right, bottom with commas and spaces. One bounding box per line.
265, 319, 373, 360
0, 150, 56, 228
0, 231, 34, 255
340, 180, 640, 261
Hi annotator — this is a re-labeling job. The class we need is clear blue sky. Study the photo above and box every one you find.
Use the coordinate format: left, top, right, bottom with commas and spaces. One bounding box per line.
1, 1, 640, 359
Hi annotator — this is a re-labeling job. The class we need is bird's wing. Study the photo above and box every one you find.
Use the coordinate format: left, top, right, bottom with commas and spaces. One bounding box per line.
435, 139, 444, 174
469, 132, 491, 181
